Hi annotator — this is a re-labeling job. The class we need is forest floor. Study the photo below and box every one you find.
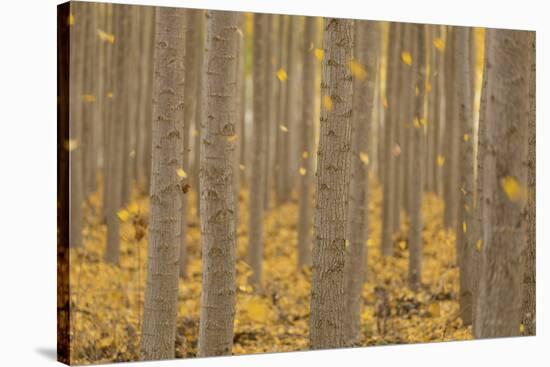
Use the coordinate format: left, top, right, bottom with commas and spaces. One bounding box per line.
69, 178, 472, 364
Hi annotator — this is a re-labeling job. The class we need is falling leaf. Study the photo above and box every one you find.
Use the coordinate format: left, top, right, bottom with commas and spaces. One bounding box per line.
401, 51, 412, 66
433, 37, 445, 51
239, 164, 245, 171
192, 128, 199, 137
117, 209, 129, 222
302, 151, 309, 159
476, 239, 483, 252
349, 60, 367, 81
500, 176, 524, 202
415, 86, 419, 96
276, 68, 288, 82
106, 91, 113, 99
299, 167, 306, 176
227, 135, 238, 143
67, 13, 74, 26
520, 324, 525, 333
463, 134, 470, 142
437, 155, 445, 167
314, 48, 324, 61
429, 302, 441, 317
413, 117, 421, 128
279, 125, 288, 133
323, 95, 333, 111
176, 168, 188, 179
64, 139, 78, 151
82, 94, 96, 103
128, 203, 139, 215
382, 97, 388, 109
97, 29, 115, 44
359, 152, 369, 165
463, 221, 467, 233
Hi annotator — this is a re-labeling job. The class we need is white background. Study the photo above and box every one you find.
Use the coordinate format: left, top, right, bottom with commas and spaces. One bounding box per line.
0, 0, 546, 365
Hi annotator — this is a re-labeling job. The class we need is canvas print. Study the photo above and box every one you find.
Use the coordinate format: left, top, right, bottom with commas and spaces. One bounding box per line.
57, 1, 536, 365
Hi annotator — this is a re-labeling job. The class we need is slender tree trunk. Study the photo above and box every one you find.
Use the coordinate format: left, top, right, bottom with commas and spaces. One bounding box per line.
309, 17, 353, 350
237, 15, 247, 190
454, 26, 475, 325
193, 14, 206, 217
474, 28, 531, 339
263, 15, 276, 210
344, 19, 378, 343
408, 24, 426, 291
233, 14, 245, 228
140, 7, 185, 360
197, 10, 239, 356
247, 13, 268, 289
433, 26, 445, 198
380, 22, 401, 256
275, 15, 288, 204
297, 16, 317, 269
102, 4, 114, 222
521, 32, 536, 336
69, 1, 86, 249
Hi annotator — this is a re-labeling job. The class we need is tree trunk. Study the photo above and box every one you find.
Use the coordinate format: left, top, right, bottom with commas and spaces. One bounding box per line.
344, 19, 378, 343
297, 16, 317, 269
474, 28, 531, 339
309, 17, 353, 350
247, 13, 268, 289
197, 10, 239, 356
380, 22, 401, 256
275, 15, 288, 204
140, 7, 185, 360
263, 15, 276, 210
521, 31, 536, 336
433, 25, 445, 198
408, 24, 426, 291
454, 26, 475, 326
193, 13, 206, 218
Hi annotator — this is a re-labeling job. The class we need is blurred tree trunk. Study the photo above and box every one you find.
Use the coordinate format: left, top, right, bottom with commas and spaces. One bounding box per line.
193, 14, 205, 218
454, 26, 475, 325
69, 1, 86, 249
140, 6, 185, 360
197, 10, 239, 356
344, 19, 378, 343
263, 15, 276, 210
248, 13, 268, 290
275, 15, 288, 204
521, 32, 536, 336
474, 28, 530, 339
408, 24, 426, 291
102, 4, 114, 222
179, 9, 203, 279
297, 16, 316, 269
105, 4, 129, 264
380, 22, 401, 257
310, 17, 353, 350
433, 26, 445, 198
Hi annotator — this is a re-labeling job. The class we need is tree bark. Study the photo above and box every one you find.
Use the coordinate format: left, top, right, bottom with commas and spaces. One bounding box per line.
247, 13, 268, 289
197, 10, 239, 356
408, 24, 426, 291
140, 7, 185, 360
309, 17, 353, 350
474, 28, 531, 339
344, 19, 378, 343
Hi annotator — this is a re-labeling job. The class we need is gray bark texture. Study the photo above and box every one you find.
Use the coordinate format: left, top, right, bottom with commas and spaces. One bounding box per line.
247, 13, 268, 290
408, 24, 426, 291
344, 19, 378, 343
309, 17, 353, 350
197, 10, 239, 357
297, 16, 317, 269
474, 28, 531, 339
140, 7, 185, 360
454, 27, 475, 326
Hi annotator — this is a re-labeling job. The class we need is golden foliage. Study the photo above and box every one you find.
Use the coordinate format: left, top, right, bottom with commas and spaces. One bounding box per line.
433, 37, 445, 51
400, 51, 412, 66
314, 48, 324, 61
97, 29, 115, 44
349, 59, 368, 81
501, 176, 525, 203
323, 95, 333, 111
176, 168, 188, 179
276, 68, 288, 82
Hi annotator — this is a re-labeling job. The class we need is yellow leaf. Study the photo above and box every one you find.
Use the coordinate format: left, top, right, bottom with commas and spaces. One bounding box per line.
299, 167, 306, 176
433, 37, 445, 51
349, 59, 367, 81
359, 152, 369, 165
437, 155, 445, 167
426, 82, 432, 93
302, 151, 309, 159
476, 239, 483, 252
176, 168, 188, 179
67, 13, 74, 26
128, 203, 139, 215
239, 164, 245, 171
82, 94, 96, 103
106, 91, 113, 99
415, 86, 419, 96
117, 209, 129, 222
276, 68, 287, 82
97, 29, 115, 44
314, 48, 324, 61
520, 324, 525, 333
401, 51, 412, 65
64, 139, 78, 151
463, 134, 470, 142
244, 297, 269, 323
413, 117, 421, 128
463, 221, 467, 233
382, 97, 388, 109
429, 302, 441, 317
323, 95, 333, 111
501, 176, 524, 202
227, 135, 238, 143
192, 128, 199, 137
279, 125, 288, 133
